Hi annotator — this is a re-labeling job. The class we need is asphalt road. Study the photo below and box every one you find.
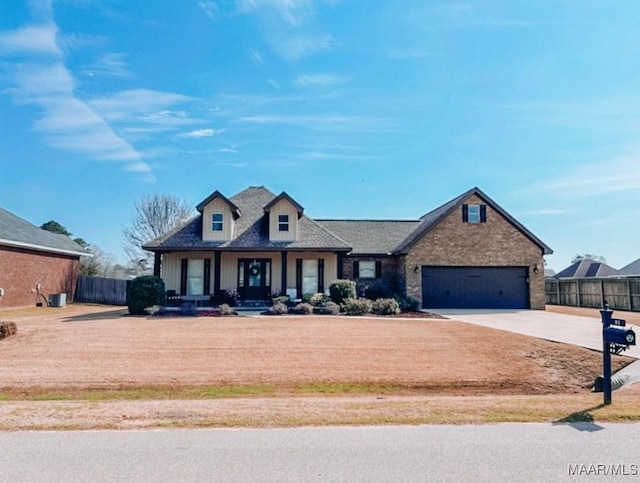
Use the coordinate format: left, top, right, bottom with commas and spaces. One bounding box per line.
2, 424, 639, 482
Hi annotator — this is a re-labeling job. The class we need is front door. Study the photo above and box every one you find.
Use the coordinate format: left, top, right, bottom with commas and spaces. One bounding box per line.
238, 259, 271, 300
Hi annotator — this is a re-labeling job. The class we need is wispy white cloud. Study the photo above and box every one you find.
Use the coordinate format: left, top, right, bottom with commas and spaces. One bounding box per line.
178, 128, 222, 138
0, 7, 155, 181
81, 52, 131, 78
236, 0, 334, 61
533, 150, 640, 197
236, 113, 390, 132
295, 73, 351, 88
88, 89, 194, 122
198, 0, 220, 19
0, 24, 60, 55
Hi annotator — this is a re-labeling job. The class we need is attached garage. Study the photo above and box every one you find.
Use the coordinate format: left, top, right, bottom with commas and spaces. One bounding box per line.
422, 266, 529, 309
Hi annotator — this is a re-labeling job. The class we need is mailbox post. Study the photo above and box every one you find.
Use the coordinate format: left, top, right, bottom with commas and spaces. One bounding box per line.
600, 307, 636, 405
601, 308, 613, 405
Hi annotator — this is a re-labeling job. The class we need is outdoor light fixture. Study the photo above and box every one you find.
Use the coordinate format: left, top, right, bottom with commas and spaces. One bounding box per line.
533, 263, 539, 274
414, 265, 420, 274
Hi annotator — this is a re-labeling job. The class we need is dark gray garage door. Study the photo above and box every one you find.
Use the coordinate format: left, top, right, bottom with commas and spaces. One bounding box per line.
422, 266, 529, 309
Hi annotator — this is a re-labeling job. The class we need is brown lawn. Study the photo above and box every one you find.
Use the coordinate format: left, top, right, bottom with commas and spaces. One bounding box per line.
0, 304, 638, 430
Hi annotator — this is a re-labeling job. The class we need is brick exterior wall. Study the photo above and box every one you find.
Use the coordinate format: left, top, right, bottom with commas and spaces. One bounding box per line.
340, 256, 402, 296
0, 245, 80, 308
404, 194, 546, 310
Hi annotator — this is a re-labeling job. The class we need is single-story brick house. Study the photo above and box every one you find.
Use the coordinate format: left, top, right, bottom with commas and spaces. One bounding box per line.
144, 186, 552, 310
0, 207, 89, 308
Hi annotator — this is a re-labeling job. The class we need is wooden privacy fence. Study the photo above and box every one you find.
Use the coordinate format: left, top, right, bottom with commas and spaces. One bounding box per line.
74, 275, 130, 306
546, 278, 640, 312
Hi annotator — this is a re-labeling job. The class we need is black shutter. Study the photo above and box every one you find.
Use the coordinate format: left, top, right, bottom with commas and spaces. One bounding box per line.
462, 204, 469, 222
318, 259, 325, 293
353, 260, 360, 278
180, 258, 188, 296
375, 261, 382, 278
296, 259, 303, 299
214, 252, 221, 301
480, 204, 487, 223
203, 258, 211, 295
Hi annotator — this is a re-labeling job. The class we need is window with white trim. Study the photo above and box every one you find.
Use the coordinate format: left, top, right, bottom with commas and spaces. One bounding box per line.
467, 204, 480, 223
358, 261, 376, 279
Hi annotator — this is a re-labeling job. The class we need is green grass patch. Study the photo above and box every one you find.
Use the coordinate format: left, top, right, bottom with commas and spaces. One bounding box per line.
295, 382, 400, 395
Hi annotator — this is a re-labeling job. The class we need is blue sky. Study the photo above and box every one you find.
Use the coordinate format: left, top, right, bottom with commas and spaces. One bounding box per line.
1, 0, 639, 271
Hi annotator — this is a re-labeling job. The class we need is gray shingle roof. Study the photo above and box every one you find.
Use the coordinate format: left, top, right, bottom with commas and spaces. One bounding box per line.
144, 186, 553, 257
144, 187, 351, 251
0, 207, 89, 257
555, 259, 618, 278
315, 220, 420, 255
618, 258, 640, 276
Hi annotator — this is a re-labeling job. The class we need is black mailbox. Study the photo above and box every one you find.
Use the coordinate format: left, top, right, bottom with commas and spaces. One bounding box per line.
604, 327, 636, 346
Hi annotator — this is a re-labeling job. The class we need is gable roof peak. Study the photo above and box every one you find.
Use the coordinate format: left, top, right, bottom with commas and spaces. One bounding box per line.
263, 191, 304, 217
196, 190, 241, 218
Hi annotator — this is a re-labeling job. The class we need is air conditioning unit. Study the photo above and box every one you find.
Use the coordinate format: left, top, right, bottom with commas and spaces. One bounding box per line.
49, 293, 67, 308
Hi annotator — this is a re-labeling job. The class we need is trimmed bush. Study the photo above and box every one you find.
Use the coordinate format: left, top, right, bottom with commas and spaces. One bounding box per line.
127, 276, 166, 315
271, 295, 290, 306
394, 295, 420, 313
291, 303, 314, 315
309, 292, 329, 307
219, 303, 235, 316
0, 320, 17, 340
329, 280, 356, 305
316, 301, 341, 315
363, 280, 390, 300
266, 302, 288, 315
372, 298, 401, 315
342, 298, 372, 316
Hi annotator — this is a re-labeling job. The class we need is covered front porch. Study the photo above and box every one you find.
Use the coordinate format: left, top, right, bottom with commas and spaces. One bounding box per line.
155, 250, 342, 306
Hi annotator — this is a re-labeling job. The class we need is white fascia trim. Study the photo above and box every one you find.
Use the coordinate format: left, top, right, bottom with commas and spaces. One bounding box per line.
0, 238, 92, 258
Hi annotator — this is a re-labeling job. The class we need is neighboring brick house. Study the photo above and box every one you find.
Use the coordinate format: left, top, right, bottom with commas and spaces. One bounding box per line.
0, 207, 89, 308
144, 186, 552, 310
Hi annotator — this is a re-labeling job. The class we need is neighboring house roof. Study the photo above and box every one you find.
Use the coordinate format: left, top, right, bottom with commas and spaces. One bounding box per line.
315, 220, 421, 255
555, 259, 618, 278
0, 207, 89, 257
394, 187, 553, 255
618, 258, 640, 277
144, 186, 351, 252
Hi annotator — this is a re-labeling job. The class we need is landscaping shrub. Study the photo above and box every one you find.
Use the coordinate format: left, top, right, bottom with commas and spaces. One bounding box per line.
266, 302, 288, 315
342, 298, 372, 316
363, 280, 390, 300
309, 293, 329, 307
126, 276, 166, 315
271, 295, 290, 306
316, 301, 341, 315
394, 295, 420, 313
329, 280, 356, 305
218, 303, 235, 316
0, 321, 17, 340
291, 303, 314, 315
372, 298, 401, 315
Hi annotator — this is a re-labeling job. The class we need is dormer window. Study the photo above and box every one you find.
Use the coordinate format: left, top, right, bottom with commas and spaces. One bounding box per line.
278, 214, 289, 232
212, 213, 223, 231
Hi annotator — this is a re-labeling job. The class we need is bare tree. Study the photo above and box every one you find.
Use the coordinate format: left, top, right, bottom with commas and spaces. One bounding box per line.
80, 245, 116, 277
122, 194, 194, 270
572, 253, 607, 264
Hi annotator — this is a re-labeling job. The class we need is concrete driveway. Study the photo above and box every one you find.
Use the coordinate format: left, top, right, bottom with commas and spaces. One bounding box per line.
436, 309, 640, 387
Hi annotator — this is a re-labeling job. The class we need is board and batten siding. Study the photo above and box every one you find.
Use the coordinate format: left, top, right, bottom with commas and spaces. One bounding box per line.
162, 251, 338, 296
202, 198, 235, 241
268, 199, 299, 242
